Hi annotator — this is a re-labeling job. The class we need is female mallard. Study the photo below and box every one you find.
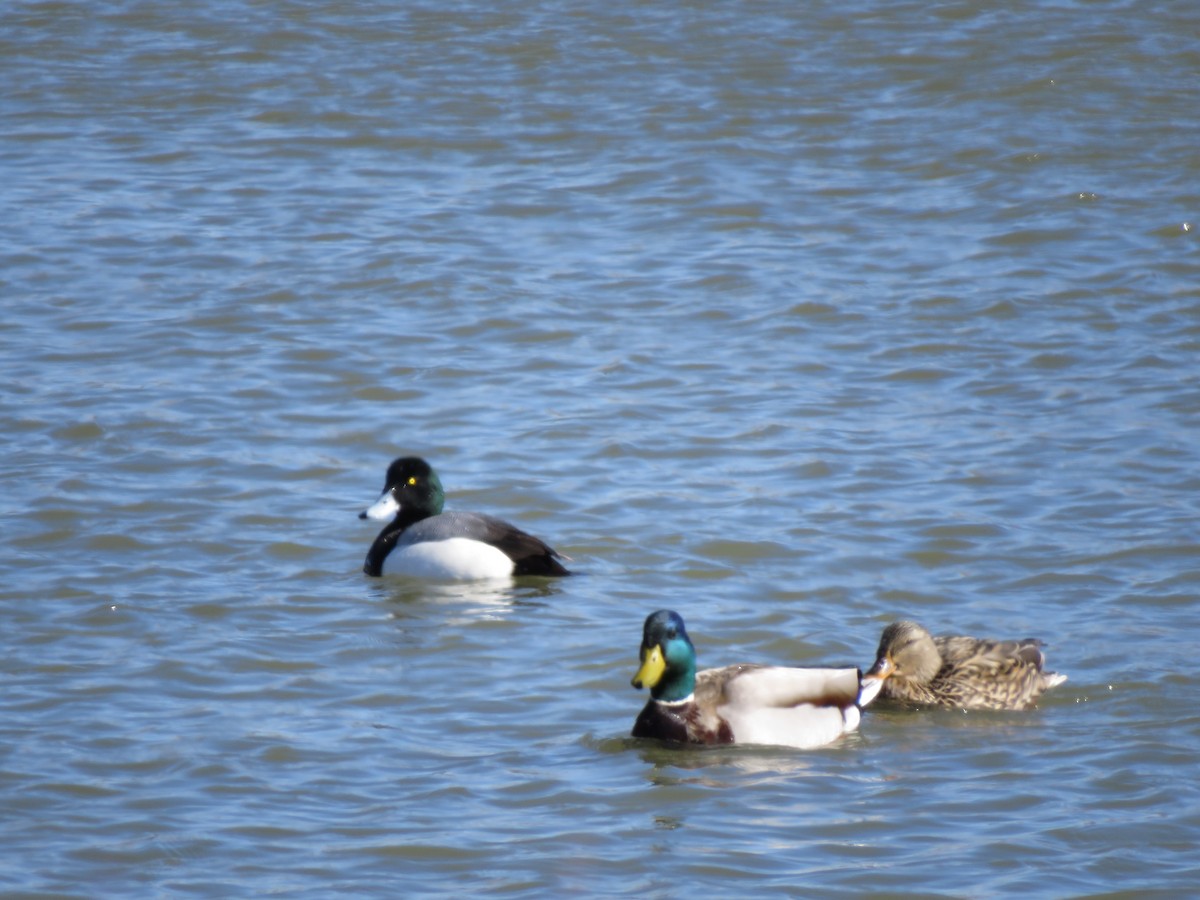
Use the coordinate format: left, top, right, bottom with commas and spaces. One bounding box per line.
630, 610, 882, 749
359, 456, 570, 579
866, 620, 1068, 710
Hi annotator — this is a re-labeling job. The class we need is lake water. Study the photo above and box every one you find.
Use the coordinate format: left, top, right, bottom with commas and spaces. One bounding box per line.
3, 0, 1199, 895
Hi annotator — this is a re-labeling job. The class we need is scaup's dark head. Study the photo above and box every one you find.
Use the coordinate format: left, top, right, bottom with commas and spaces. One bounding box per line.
359, 456, 446, 524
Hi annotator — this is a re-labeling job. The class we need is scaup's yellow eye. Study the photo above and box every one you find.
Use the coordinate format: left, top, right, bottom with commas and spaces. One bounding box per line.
407, 476, 417, 486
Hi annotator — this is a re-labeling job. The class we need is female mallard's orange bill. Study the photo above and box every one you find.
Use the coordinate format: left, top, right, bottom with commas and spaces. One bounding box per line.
866, 656, 894, 679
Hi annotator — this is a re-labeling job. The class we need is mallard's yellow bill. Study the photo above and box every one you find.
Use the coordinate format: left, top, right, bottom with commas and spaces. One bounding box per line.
632, 644, 666, 689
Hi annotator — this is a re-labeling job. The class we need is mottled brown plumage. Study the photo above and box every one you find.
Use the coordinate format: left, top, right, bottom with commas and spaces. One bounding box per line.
867, 620, 1068, 710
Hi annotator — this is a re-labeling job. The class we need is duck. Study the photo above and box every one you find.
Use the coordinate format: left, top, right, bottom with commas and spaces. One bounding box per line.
629, 610, 882, 749
358, 456, 571, 580
866, 620, 1068, 710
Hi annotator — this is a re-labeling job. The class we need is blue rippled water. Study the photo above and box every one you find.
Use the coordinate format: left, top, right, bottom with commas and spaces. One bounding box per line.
2, 0, 1198, 895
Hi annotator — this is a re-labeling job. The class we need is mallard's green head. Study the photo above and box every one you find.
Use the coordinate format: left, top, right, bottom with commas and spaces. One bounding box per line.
360, 456, 446, 524
631, 609, 697, 702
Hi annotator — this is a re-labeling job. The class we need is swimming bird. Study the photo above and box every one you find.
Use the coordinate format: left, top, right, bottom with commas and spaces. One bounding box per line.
866, 620, 1068, 710
629, 610, 881, 749
359, 456, 571, 579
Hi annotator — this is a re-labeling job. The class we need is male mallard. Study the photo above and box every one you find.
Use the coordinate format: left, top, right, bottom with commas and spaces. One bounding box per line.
866, 620, 1068, 710
630, 610, 882, 749
359, 456, 571, 579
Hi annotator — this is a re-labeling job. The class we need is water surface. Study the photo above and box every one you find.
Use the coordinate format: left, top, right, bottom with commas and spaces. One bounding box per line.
2, 0, 1199, 895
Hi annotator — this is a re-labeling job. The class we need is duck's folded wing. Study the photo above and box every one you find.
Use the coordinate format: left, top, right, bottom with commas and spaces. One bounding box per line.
937, 635, 1042, 667
938, 636, 1045, 676
717, 666, 866, 749
721, 666, 862, 708
405, 512, 569, 573
402, 511, 509, 544
965, 637, 1066, 688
